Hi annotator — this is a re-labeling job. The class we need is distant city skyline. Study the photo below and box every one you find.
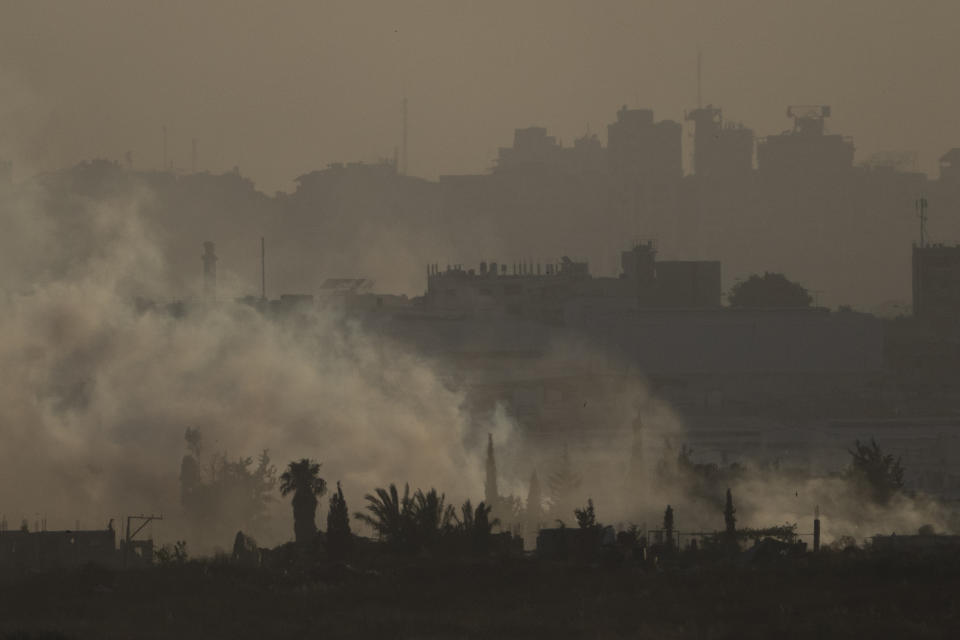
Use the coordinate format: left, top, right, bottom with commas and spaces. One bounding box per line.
1, 0, 959, 192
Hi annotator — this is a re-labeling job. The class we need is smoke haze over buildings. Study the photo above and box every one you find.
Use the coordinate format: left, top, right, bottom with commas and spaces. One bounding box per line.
0, 179, 511, 547
1, 1, 960, 555
2, 0, 960, 189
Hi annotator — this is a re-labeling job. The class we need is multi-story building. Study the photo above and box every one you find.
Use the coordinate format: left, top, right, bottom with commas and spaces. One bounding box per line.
912, 243, 960, 322
423, 243, 720, 323
757, 105, 854, 177
685, 105, 754, 178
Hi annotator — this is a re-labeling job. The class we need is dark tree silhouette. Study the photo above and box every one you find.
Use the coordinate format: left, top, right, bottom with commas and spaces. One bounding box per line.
454, 499, 500, 554
354, 483, 414, 548
179, 428, 276, 539
724, 488, 737, 550
847, 439, 904, 504
411, 488, 456, 547
232, 531, 260, 566
354, 484, 455, 551
574, 498, 597, 529
663, 505, 675, 550
724, 488, 736, 532
728, 272, 812, 308
326, 481, 353, 558
279, 459, 327, 545
485, 433, 499, 506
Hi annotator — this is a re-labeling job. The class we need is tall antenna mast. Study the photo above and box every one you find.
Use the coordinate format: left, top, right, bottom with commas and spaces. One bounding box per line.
916, 196, 928, 247
162, 124, 168, 171
402, 95, 408, 176
191, 138, 198, 173
696, 47, 702, 109
260, 237, 266, 301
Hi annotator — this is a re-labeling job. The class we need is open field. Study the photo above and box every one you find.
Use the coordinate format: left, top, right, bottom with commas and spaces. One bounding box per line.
1, 553, 958, 639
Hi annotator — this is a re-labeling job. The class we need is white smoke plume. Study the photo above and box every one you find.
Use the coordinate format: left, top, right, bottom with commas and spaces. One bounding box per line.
0, 173, 953, 554
0, 178, 511, 550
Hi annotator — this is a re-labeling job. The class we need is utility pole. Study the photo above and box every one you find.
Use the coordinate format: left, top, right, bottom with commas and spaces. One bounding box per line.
123, 514, 162, 568
402, 95, 408, 176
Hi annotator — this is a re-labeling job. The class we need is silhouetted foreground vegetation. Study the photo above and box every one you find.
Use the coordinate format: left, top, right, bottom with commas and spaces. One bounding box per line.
3, 440, 955, 637
2, 551, 960, 639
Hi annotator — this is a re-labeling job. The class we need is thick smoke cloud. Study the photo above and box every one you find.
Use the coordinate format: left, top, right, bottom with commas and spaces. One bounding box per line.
0, 179, 509, 549
0, 175, 952, 552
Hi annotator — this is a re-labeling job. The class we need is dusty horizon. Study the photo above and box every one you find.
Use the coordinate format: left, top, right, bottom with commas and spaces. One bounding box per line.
2, 1, 959, 192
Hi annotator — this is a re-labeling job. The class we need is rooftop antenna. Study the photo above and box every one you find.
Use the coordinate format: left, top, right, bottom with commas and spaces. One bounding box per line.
260, 237, 267, 301
916, 196, 928, 248
696, 47, 702, 109
162, 124, 168, 171
191, 138, 198, 173
402, 95, 408, 176
123, 514, 163, 569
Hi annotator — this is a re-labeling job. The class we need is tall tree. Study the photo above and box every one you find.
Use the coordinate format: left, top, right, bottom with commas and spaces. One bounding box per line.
663, 505, 675, 550
326, 481, 352, 558
485, 433, 499, 506
729, 272, 812, 308
279, 459, 327, 545
847, 439, 904, 504
179, 428, 276, 540
574, 498, 597, 529
724, 488, 737, 550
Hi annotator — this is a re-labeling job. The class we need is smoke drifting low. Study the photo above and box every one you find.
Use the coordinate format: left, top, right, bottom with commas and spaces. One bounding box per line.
0, 177, 953, 552
0, 179, 508, 547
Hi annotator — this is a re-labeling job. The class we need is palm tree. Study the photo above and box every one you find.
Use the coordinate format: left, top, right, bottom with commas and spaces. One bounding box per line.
354, 483, 414, 548
724, 488, 737, 548
411, 488, 456, 546
279, 459, 327, 545
453, 499, 500, 554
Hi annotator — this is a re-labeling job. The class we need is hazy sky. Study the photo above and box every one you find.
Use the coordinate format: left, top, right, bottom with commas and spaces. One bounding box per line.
1, 0, 958, 192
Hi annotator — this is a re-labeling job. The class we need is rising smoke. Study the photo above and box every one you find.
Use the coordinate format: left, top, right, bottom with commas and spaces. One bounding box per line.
0, 174, 952, 553
0, 177, 511, 549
